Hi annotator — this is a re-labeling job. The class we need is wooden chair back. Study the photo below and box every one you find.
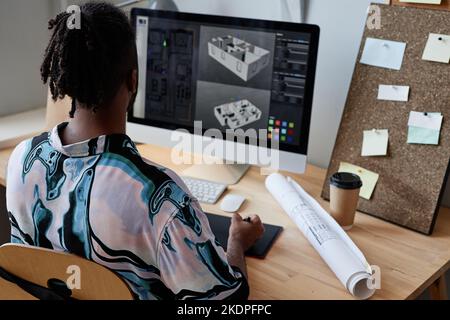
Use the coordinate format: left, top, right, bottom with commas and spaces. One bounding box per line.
0, 243, 134, 300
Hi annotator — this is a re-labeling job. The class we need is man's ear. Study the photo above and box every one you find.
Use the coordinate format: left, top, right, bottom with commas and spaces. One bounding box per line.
127, 69, 138, 94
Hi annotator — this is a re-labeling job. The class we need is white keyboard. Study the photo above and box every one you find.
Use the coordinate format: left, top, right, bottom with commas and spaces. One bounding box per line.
182, 177, 227, 204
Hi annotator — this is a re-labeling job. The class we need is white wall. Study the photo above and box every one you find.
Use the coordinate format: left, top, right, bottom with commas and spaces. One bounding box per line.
173, 0, 301, 22
0, 0, 53, 117
305, 0, 385, 168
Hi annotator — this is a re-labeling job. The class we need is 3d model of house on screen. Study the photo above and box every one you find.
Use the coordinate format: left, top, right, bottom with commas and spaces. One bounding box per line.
214, 99, 262, 129
208, 35, 271, 81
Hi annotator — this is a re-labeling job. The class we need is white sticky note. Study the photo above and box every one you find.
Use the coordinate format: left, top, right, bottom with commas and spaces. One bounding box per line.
400, 0, 442, 4
422, 33, 450, 64
408, 111, 443, 130
377, 85, 410, 102
360, 38, 406, 70
362, 129, 389, 156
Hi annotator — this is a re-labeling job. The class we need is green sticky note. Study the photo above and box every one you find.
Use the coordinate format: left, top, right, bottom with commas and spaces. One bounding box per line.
407, 126, 440, 145
407, 111, 442, 145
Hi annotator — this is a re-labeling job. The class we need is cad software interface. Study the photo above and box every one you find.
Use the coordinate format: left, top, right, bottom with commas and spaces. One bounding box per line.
133, 15, 313, 148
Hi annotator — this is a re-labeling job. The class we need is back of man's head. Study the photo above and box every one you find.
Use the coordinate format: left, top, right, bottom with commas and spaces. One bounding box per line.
41, 2, 137, 118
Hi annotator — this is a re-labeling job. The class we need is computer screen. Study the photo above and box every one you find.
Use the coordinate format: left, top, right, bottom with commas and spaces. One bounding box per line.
129, 9, 319, 155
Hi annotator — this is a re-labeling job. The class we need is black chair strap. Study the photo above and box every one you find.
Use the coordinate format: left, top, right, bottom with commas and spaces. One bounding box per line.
0, 266, 76, 300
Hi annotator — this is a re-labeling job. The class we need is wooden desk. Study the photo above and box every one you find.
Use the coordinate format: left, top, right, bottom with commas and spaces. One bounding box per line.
1, 144, 449, 300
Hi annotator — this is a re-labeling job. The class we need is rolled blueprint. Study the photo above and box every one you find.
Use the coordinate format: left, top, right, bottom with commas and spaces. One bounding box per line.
266, 173, 375, 299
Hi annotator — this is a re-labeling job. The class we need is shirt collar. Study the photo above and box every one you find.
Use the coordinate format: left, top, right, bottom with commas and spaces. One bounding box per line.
49, 122, 139, 157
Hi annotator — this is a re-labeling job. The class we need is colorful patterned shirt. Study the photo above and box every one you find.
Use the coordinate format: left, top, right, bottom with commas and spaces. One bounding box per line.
6, 123, 248, 300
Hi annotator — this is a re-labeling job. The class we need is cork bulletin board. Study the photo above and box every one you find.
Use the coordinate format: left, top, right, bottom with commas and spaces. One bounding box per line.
391, 0, 450, 11
321, 4, 450, 235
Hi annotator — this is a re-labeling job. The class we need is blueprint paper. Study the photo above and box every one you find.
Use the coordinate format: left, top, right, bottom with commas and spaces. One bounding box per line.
266, 173, 375, 299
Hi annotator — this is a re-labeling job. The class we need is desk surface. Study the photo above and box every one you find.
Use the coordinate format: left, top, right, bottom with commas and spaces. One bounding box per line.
1, 143, 450, 300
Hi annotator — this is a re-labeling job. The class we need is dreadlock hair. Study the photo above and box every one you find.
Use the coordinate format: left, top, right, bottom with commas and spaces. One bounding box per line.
41, 2, 137, 118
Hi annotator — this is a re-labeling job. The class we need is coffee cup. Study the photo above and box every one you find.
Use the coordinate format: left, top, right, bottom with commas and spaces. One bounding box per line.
329, 172, 362, 230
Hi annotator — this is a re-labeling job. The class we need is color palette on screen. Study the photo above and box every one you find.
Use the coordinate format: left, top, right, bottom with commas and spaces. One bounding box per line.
268, 117, 295, 143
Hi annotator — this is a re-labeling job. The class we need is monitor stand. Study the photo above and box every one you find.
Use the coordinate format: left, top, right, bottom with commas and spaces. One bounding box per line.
182, 163, 250, 185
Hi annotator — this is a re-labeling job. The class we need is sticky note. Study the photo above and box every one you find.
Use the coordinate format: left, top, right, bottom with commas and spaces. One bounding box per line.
377, 85, 409, 102
408, 111, 443, 130
339, 162, 379, 200
362, 129, 389, 156
407, 112, 443, 145
360, 38, 406, 70
408, 127, 441, 145
400, 0, 442, 4
422, 33, 450, 64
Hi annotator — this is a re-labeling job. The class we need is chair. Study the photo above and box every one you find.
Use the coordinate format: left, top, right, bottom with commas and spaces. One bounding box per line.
0, 243, 134, 300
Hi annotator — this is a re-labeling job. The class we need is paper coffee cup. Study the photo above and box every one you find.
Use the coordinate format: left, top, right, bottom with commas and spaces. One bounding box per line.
329, 172, 362, 230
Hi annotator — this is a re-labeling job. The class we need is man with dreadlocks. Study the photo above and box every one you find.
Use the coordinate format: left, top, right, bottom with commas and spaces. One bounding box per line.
6, 2, 263, 300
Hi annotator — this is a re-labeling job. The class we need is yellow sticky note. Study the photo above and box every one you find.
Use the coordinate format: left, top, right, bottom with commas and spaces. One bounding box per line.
338, 162, 379, 200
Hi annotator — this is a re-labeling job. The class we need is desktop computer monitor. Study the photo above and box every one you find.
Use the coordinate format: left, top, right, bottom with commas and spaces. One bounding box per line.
127, 8, 320, 184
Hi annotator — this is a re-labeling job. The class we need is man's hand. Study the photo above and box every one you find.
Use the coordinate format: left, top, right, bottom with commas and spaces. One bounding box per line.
229, 213, 265, 252
226, 213, 265, 279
